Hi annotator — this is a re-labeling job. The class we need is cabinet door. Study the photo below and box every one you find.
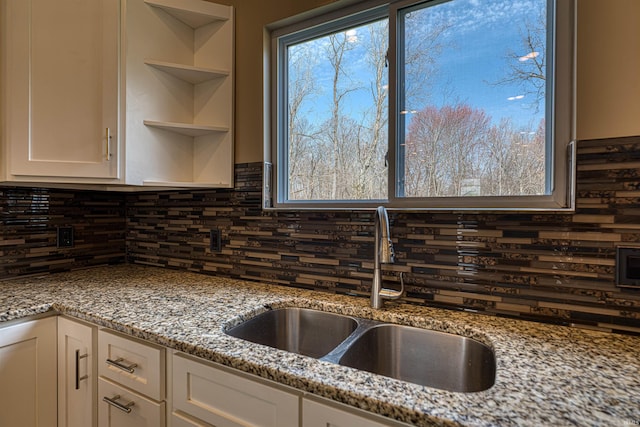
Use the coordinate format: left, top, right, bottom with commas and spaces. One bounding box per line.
0, 317, 57, 427
303, 398, 401, 427
173, 353, 299, 427
172, 411, 214, 427
2, 0, 119, 180
58, 317, 97, 427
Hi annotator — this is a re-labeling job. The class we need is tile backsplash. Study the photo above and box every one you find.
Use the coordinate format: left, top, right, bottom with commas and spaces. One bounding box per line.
0, 187, 125, 279
3, 135, 640, 334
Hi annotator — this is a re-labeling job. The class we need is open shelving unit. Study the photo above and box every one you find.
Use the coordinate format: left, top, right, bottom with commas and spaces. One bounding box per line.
125, 0, 234, 188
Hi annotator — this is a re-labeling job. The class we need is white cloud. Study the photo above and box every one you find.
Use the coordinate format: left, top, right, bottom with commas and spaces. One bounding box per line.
433, 0, 543, 35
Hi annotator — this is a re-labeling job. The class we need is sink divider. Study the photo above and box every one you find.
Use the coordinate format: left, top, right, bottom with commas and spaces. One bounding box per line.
319, 318, 381, 364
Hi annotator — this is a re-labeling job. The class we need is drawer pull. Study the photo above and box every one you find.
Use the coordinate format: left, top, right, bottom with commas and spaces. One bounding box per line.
106, 357, 138, 374
103, 395, 135, 414
75, 349, 89, 390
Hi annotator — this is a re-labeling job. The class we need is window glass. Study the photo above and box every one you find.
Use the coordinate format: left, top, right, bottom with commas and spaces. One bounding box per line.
284, 17, 389, 201
397, 0, 549, 198
270, 0, 573, 210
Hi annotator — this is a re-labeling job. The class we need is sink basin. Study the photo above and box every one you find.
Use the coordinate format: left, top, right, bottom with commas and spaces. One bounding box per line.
225, 307, 358, 358
227, 308, 495, 393
338, 324, 495, 392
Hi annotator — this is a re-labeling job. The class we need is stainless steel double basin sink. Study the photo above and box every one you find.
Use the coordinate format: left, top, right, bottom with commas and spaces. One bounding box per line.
225, 307, 495, 392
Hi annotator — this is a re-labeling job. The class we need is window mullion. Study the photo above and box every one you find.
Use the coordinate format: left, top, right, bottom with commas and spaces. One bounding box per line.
387, 3, 399, 204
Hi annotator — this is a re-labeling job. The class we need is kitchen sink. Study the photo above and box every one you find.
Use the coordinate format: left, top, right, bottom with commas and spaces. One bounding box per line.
225, 307, 358, 358
337, 324, 495, 392
226, 307, 495, 392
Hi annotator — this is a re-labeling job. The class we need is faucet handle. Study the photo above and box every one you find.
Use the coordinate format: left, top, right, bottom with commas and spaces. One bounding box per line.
388, 239, 395, 262
380, 238, 395, 263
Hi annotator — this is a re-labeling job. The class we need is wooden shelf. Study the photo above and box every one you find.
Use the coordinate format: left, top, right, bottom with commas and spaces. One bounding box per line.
142, 180, 231, 188
144, 0, 230, 28
144, 59, 228, 84
143, 120, 228, 137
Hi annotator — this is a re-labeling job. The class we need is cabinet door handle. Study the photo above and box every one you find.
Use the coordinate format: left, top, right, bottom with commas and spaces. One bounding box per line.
106, 357, 138, 374
103, 395, 135, 414
75, 349, 89, 390
105, 127, 112, 161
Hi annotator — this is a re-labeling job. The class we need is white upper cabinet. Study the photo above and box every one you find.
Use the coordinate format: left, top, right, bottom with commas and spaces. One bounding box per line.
1, 0, 235, 188
1, 0, 120, 182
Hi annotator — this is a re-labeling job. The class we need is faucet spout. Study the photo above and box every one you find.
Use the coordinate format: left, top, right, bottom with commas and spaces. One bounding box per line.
371, 206, 404, 309
376, 206, 394, 264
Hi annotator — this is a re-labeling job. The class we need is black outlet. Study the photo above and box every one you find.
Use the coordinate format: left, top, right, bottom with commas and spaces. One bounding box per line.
617, 246, 640, 288
57, 226, 74, 248
210, 228, 222, 252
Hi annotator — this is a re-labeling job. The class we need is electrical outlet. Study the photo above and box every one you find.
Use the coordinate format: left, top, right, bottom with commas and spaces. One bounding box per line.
210, 228, 222, 252
57, 226, 74, 248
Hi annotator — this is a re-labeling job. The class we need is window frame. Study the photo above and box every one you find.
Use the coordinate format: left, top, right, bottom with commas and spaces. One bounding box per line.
265, 0, 576, 211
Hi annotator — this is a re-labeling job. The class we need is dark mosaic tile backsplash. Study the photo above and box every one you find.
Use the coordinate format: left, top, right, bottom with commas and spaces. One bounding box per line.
0, 188, 125, 278
3, 135, 640, 334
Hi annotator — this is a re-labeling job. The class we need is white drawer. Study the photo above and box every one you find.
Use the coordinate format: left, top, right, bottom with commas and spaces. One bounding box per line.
98, 329, 165, 400
173, 353, 299, 427
98, 377, 165, 427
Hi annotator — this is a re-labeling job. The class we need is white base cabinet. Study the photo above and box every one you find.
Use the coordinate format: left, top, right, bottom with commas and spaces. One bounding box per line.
172, 411, 215, 427
171, 351, 408, 427
97, 329, 167, 427
303, 397, 406, 427
172, 353, 299, 427
0, 317, 57, 427
1, 315, 409, 427
58, 317, 97, 427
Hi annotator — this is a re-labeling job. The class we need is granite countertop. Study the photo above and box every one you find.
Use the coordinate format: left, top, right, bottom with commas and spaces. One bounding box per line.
1, 265, 638, 426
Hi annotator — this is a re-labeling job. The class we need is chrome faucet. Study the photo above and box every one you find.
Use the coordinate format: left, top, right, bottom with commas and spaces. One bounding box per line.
371, 206, 404, 309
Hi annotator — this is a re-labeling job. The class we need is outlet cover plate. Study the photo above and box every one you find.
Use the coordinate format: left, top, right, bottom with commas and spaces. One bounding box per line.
210, 229, 221, 252
57, 226, 74, 248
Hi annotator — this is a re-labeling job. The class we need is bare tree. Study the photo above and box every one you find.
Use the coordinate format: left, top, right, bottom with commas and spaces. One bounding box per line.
402, 10, 451, 111
287, 21, 390, 200
404, 104, 490, 197
493, 8, 547, 111
287, 43, 321, 200
480, 118, 544, 196
352, 20, 389, 199
286, 14, 449, 201
325, 31, 360, 199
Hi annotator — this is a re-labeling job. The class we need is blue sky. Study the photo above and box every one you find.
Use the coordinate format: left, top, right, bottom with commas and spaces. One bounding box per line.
417, 0, 546, 130
289, 0, 547, 132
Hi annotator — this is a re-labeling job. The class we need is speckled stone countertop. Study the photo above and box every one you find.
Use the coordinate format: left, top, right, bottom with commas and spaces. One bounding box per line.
1, 265, 639, 426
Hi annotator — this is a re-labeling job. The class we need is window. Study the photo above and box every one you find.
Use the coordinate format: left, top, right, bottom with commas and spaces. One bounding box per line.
267, 0, 575, 210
